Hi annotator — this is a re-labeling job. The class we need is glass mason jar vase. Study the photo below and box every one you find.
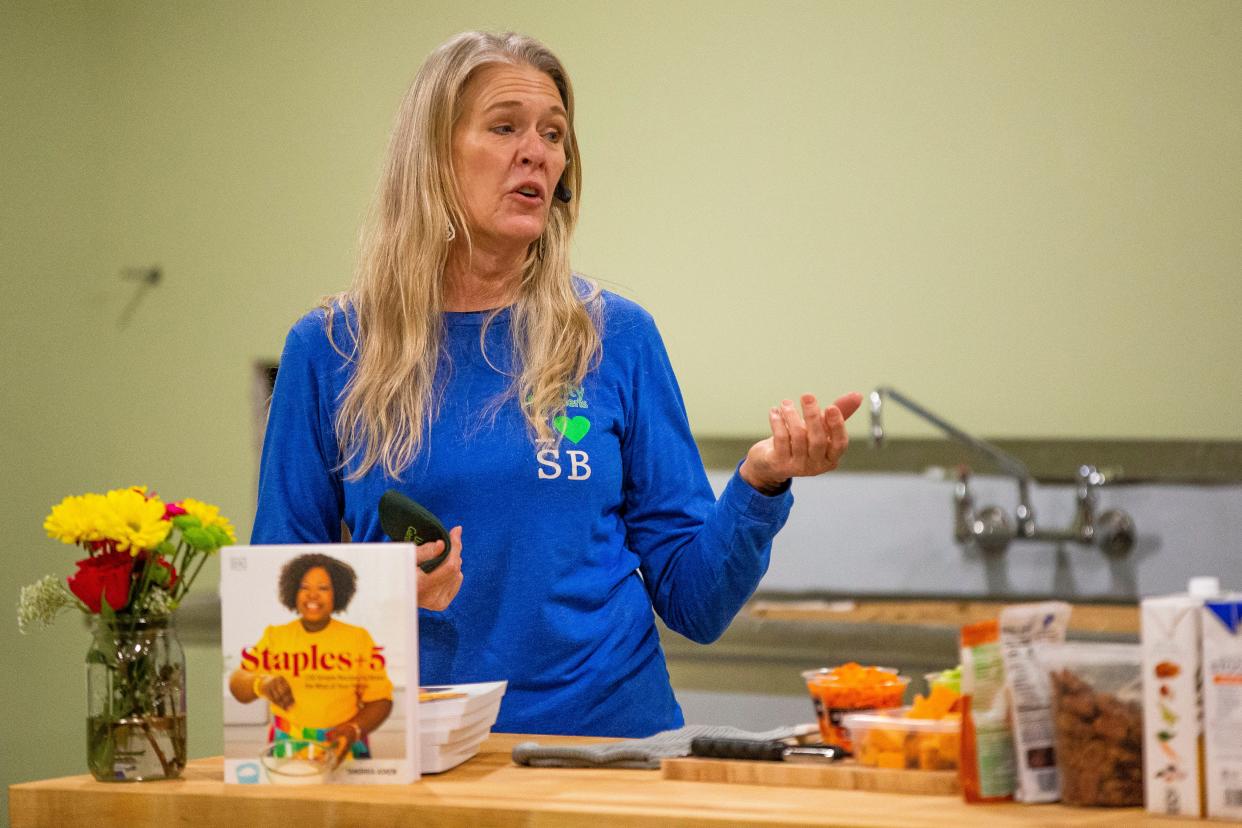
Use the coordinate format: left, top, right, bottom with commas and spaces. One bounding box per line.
86, 615, 187, 781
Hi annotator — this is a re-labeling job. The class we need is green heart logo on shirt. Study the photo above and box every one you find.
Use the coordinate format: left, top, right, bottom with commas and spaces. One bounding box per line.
553, 415, 591, 444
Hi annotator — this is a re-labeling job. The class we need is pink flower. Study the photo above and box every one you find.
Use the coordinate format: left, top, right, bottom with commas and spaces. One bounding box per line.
163, 501, 187, 520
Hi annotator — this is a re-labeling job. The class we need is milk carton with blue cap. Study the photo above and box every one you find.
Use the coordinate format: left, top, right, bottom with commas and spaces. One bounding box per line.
1203, 591, 1242, 821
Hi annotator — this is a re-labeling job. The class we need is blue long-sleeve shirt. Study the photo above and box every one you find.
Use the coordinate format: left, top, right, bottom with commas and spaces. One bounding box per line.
252, 290, 793, 736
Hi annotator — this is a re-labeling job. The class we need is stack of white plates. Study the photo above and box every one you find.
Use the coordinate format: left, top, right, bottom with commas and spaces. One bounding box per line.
418, 680, 507, 774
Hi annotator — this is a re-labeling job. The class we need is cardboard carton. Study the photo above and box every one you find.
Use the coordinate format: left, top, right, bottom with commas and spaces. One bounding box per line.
1203, 597, 1242, 821
1142, 592, 1207, 816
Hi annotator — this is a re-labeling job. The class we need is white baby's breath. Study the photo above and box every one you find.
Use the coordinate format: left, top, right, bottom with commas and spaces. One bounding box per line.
17, 575, 75, 633
138, 588, 175, 617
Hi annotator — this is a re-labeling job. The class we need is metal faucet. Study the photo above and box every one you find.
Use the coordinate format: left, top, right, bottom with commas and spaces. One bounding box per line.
869, 386, 1136, 555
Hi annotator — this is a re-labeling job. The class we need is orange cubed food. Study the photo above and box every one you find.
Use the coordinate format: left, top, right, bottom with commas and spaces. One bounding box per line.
898, 686, 963, 771
875, 751, 906, 769
939, 735, 960, 766
856, 742, 877, 766
918, 738, 941, 770
903, 733, 921, 768
938, 714, 962, 767
907, 684, 960, 719
867, 727, 905, 754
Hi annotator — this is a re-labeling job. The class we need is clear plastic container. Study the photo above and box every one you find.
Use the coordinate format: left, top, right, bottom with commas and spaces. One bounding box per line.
802, 666, 909, 751
842, 707, 961, 770
1041, 642, 1143, 806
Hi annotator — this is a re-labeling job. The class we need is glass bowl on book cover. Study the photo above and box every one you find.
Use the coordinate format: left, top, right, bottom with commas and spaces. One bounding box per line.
261, 739, 336, 785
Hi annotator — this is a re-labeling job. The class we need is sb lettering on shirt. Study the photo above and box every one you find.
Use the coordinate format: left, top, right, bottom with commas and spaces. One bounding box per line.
536, 443, 592, 480
536, 403, 594, 480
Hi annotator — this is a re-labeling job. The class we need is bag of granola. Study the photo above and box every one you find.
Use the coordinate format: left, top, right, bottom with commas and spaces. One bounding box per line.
1042, 642, 1143, 807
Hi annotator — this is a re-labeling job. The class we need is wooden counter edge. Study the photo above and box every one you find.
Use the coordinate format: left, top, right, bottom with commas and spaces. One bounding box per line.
10, 733, 1203, 828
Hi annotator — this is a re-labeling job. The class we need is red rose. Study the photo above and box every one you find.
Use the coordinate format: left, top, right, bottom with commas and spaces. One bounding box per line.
67, 550, 135, 613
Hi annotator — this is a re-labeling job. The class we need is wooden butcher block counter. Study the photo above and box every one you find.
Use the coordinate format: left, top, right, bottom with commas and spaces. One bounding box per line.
10, 732, 1201, 827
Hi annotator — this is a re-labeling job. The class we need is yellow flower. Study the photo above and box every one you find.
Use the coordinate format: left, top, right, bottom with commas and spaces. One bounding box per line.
44, 493, 110, 545
179, 498, 237, 544
102, 487, 170, 553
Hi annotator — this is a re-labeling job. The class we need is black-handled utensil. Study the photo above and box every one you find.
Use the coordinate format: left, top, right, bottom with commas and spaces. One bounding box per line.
378, 489, 451, 574
690, 737, 849, 764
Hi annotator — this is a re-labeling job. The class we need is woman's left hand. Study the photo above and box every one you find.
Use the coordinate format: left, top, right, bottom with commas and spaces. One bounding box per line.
417, 526, 464, 612
739, 392, 863, 494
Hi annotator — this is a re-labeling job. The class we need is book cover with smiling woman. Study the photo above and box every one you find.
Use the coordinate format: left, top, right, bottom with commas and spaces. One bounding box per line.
220, 543, 419, 784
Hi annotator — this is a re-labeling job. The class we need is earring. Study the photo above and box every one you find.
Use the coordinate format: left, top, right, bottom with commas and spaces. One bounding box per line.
445, 221, 456, 242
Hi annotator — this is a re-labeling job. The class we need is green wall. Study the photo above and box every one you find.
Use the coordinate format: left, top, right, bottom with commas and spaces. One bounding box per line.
3, 0, 1240, 816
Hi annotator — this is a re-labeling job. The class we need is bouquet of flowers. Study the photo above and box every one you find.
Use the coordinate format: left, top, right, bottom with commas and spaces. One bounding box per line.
18, 485, 235, 630
17, 485, 236, 782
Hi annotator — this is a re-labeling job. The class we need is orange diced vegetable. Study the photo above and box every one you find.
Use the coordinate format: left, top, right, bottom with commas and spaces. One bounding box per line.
908, 684, 961, 719
875, 751, 906, 769
854, 680, 964, 771
806, 663, 908, 709
805, 663, 910, 749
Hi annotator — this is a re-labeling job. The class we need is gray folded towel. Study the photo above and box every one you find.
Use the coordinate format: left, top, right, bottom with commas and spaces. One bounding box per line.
512, 724, 808, 770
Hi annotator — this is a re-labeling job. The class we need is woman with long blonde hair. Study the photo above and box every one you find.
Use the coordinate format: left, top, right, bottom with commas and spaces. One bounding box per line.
254, 31, 861, 737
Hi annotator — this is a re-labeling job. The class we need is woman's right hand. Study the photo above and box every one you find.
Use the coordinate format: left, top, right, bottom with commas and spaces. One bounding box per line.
417, 526, 463, 612
255, 674, 295, 709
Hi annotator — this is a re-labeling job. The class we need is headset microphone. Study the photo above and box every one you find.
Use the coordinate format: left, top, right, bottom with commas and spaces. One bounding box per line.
554, 181, 573, 203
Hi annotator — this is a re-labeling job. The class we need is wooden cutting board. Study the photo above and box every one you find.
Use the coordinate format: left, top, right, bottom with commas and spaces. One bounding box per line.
660, 756, 960, 796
